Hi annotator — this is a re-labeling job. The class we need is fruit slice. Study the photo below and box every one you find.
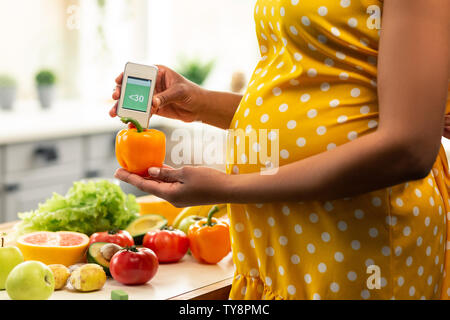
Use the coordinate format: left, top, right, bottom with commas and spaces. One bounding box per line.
125, 214, 167, 245
136, 195, 183, 225
17, 231, 90, 267
87, 242, 111, 276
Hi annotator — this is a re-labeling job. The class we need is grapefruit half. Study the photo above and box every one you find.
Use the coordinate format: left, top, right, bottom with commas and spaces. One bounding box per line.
17, 231, 90, 266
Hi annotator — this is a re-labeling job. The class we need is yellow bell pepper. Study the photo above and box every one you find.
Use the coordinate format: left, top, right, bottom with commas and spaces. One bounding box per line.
188, 206, 231, 264
115, 117, 166, 176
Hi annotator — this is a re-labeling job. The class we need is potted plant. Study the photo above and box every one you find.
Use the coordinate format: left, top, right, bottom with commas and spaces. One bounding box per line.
0, 74, 17, 110
35, 69, 56, 109
177, 57, 214, 86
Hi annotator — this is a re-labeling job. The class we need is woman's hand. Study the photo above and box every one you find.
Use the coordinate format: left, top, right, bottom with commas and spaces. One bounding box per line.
110, 65, 205, 123
109, 64, 242, 129
114, 166, 232, 207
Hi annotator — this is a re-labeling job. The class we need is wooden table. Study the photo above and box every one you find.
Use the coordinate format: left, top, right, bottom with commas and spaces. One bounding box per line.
0, 221, 234, 300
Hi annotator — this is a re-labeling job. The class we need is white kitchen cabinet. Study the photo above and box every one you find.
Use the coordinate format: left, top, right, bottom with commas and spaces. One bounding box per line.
86, 158, 118, 180
4, 137, 83, 174
1, 137, 85, 221
85, 132, 118, 178
0, 134, 107, 222
86, 132, 117, 162
4, 180, 80, 222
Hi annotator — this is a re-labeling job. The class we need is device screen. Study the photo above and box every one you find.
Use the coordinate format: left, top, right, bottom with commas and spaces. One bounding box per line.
122, 76, 151, 112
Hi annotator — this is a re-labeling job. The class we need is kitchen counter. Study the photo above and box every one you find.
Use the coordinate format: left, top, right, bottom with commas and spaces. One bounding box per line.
0, 221, 235, 300
0, 99, 219, 145
3, 99, 450, 162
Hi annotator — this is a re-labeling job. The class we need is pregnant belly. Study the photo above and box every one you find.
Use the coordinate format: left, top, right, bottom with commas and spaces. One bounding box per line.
227, 81, 379, 175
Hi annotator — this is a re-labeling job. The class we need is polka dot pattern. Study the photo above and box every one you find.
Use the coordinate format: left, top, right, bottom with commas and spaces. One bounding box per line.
227, 0, 449, 301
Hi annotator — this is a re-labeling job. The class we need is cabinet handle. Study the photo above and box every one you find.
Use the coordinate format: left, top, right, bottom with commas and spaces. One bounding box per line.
4, 183, 20, 193
34, 146, 59, 162
85, 170, 100, 178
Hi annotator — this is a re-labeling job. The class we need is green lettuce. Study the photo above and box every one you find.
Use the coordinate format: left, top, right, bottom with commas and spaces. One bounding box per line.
15, 180, 139, 236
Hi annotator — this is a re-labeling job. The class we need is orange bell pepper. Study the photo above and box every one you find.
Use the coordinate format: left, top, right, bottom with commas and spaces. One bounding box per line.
115, 117, 166, 176
188, 205, 231, 264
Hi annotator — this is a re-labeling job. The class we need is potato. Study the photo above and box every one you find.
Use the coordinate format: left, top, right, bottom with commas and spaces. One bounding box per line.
48, 264, 70, 290
68, 263, 86, 274
69, 263, 106, 292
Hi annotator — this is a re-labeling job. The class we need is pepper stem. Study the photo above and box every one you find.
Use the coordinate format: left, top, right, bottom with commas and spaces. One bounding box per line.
206, 205, 219, 227
120, 117, 144, 133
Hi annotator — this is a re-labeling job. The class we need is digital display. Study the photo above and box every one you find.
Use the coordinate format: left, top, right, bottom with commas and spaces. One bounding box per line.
122, 76, 151, 112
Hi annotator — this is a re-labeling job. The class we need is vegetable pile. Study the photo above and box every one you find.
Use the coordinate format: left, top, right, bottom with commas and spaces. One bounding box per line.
15, 180, 139, 236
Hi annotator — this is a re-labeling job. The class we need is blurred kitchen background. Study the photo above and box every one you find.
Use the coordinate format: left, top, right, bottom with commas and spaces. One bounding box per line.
1, 0, 449, 224
0, 0, 259, 222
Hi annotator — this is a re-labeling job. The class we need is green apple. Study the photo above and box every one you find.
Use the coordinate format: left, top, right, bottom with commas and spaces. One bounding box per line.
0, 235, 24, 290
6, 261, 55, 300
178, 215, 204, 235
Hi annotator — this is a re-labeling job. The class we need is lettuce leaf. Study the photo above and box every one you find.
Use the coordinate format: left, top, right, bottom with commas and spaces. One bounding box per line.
15, 180, 139, 236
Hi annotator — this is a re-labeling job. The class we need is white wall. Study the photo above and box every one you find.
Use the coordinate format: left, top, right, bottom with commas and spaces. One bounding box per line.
77, 0, 149, 103
0, 0, 70, 99
0, 0, 259, 102
147, 0, 259, 91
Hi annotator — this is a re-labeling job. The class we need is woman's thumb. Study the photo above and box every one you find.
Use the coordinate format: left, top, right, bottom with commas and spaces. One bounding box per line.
153, 86, 182, 108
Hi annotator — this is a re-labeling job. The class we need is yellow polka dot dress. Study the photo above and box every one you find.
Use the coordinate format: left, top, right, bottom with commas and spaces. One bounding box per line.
226, 0, 450, 300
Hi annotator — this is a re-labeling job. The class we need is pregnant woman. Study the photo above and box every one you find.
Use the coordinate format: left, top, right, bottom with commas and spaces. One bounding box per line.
111, 0, 449, 299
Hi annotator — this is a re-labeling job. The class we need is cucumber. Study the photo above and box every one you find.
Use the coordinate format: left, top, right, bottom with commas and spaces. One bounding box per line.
87, 242, 111, 276
125, 214, 168, 245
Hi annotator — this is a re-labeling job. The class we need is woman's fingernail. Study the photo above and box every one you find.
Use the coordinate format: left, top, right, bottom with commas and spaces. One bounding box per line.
155, 97, 161, 106
148, 167, 160, 176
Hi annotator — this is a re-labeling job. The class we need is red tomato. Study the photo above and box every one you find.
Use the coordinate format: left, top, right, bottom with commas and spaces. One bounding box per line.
89, 230, 134, 247
109, 246, 159, 285
143, 228, 189, 263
